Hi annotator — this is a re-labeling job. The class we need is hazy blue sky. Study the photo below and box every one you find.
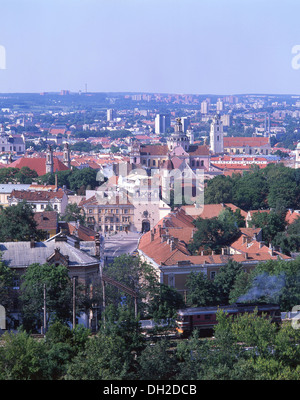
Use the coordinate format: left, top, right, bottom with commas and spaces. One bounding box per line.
0, 0, 300, 95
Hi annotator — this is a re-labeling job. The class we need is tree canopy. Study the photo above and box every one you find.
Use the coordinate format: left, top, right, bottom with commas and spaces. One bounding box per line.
0, 201, 46, 242
188, 208, 241, 254
205, 163, 300, 211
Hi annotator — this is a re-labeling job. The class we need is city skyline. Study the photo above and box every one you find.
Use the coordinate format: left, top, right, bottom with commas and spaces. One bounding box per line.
0, 0, 300, 95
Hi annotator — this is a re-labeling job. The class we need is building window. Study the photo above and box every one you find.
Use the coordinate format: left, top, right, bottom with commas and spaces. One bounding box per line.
210, 271, 216, 280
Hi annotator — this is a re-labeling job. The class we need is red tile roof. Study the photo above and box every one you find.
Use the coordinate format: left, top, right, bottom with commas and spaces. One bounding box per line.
188, 144, 210, 156
34, 211, 58, 231
285, 210, 300, 225
10, 188, 65, 201
224, 137, 270, 147
7, 157, 69, 176
140, 144, 169, 156
181, 203, 247, 219
138, 206, 289, 267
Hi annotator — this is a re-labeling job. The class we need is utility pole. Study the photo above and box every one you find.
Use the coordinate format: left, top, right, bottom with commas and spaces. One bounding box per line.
43, 284, 46, 335
73, 277, 76, 329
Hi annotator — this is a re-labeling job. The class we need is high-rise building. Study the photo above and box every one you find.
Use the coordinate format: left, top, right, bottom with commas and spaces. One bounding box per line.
107, 109, 115, 122
221, 114, 231, 127
154, 113, 171, 134
201, 100, 209, 114
216, 98, 223, 112
181, 117, 190, 133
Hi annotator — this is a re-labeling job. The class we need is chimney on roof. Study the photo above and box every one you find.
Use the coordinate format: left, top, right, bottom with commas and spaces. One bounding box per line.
150, 231, 154, 242
161, 234, 167, 243
95, 233, 100, 258
170, 238, 176, 251
268, 243, 274, 256
74, 238, 80, 249
55, 234, 68, 242
244, 252, 248, 259
158, 225, 162, 237
30, 237, 35, 248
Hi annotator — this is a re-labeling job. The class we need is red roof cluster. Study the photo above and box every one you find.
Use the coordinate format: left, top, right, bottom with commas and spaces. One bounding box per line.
138, 205, 289, 266
7, 157, 69, 176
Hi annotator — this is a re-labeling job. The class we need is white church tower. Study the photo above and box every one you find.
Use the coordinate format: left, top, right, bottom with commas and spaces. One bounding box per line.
210, 113, 224, 154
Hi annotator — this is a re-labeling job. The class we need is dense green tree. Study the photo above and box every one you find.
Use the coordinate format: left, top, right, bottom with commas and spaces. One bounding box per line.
68, 168, 98, 193
204, 163, 300, 212
287, 216, 300, 235
249, 210, 286, 243
0, 201, 47, 242
70, 142, 102, 153
0, 260, 16, 315
42, 322, 90, 380
0, 167, 38, 184
20, 263, 74, 332
60, 203, 85, 225
213, 260, 245, 304
232, 170, 268, 210
39, 170, 73, 187
188, 212, 240, 254
137, 339, 179, 380
186, 272, 217, 307
236, 258, 300, 311
0, 330, 47, 380
66, 305, 144, 380
103, 255, 158, 316
147, 283, 185, 321
204, 175, 234, 204
229, 269, 253, 304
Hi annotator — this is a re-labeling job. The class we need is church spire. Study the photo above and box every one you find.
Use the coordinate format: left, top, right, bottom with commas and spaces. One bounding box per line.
63, 142, 71, 168
46, 145, 54, 174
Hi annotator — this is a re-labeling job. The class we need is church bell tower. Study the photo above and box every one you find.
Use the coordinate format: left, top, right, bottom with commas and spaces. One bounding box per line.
210, 113, 224, 154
